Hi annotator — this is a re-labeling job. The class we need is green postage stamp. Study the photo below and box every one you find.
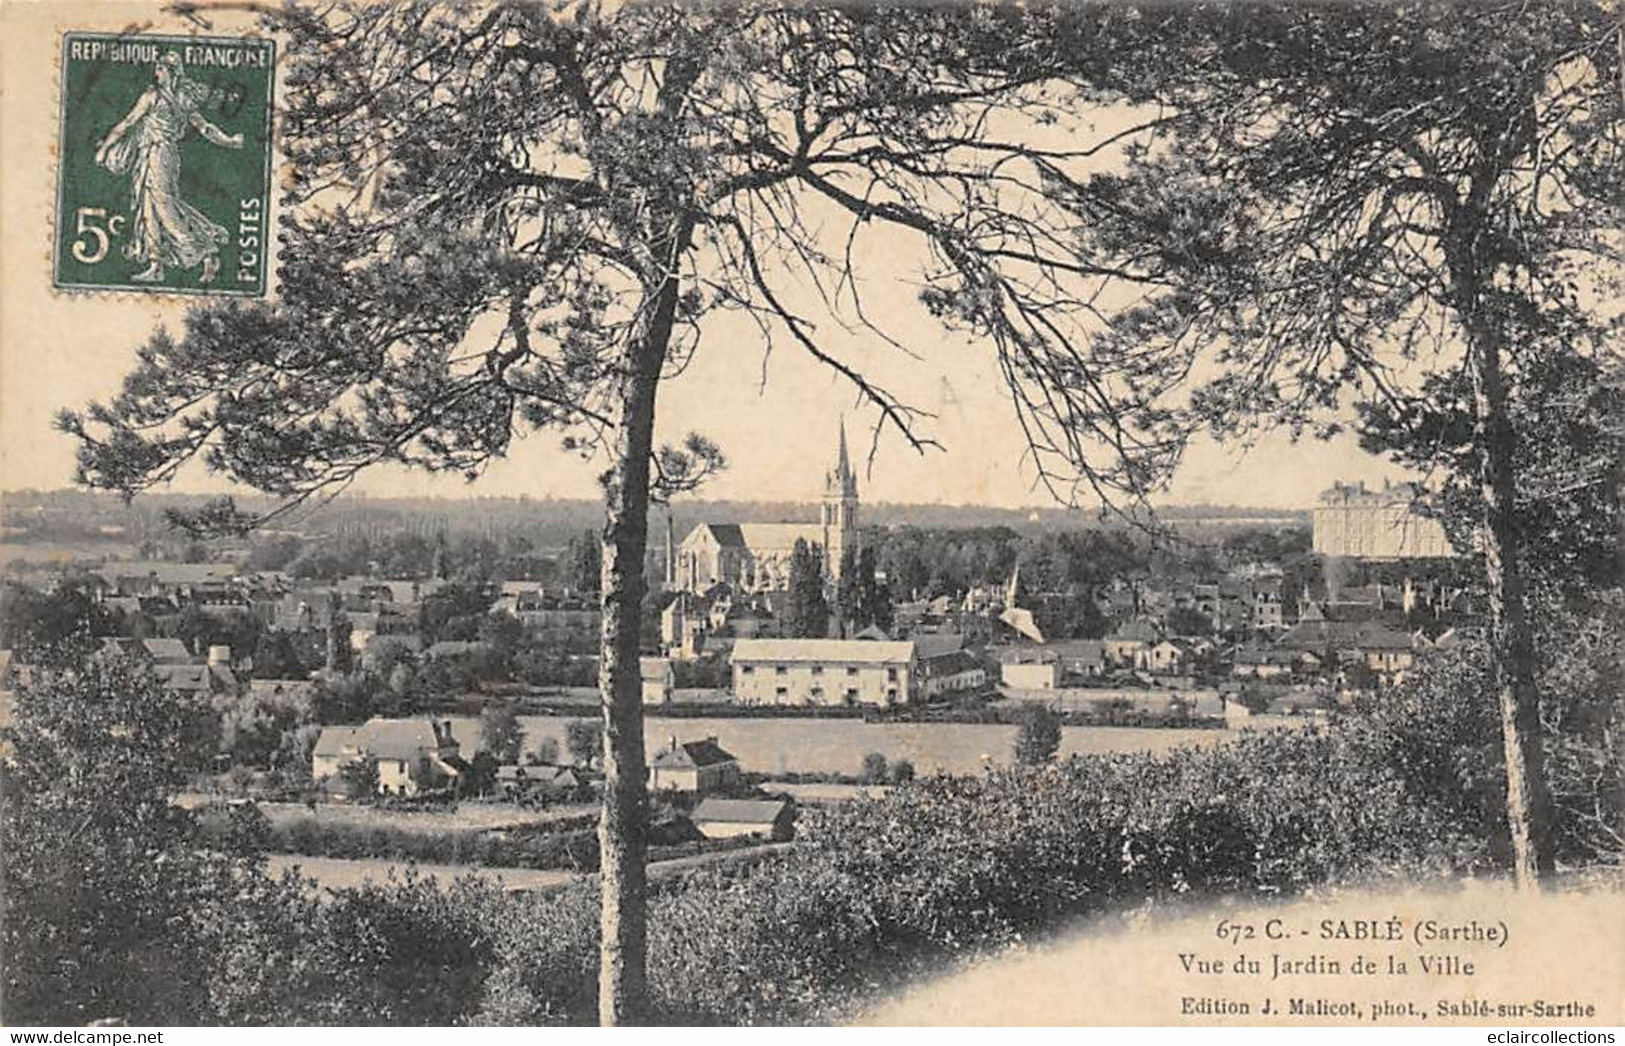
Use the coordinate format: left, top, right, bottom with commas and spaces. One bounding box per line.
54, 32, 275, 296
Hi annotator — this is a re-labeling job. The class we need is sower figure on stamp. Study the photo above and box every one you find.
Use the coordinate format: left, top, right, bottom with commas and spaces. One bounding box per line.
94, 51, 242, 284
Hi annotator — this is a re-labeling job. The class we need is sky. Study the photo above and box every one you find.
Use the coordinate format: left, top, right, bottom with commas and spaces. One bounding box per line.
0, 1, 1417, 513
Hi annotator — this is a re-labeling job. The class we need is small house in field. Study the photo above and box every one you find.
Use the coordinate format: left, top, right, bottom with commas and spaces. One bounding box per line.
691, 797, 795, 841
648, 736, 739, 793
640, 656, 675, 705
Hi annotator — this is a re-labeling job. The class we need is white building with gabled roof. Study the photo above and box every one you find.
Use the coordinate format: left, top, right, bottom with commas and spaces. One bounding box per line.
731, 637, 916, 707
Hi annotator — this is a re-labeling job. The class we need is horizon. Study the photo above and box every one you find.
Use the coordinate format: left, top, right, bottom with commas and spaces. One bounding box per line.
0, 483, 1317, 517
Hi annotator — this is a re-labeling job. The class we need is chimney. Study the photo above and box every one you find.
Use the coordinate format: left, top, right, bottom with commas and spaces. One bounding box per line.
207, 644, 231, 666
668, 735, 678, 753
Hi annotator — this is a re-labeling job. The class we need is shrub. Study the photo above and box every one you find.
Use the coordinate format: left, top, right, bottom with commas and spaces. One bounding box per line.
1012, 703, 1062, 765
859, 752, 888, 784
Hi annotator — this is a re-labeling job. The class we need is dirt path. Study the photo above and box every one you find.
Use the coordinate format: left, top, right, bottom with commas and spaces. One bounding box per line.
854, 877, 1624, 1026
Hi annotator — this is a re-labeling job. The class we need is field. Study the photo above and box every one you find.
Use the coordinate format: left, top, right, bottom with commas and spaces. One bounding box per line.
0, 540, 135, 567
264, 854, 576, 893
760, 781, 894, 804
443, 715, 1246, 777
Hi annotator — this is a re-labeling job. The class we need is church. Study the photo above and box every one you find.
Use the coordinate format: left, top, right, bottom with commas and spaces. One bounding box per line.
669, 422, 859, 594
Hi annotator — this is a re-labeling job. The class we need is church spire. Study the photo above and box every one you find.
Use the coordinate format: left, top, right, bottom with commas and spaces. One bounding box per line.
834, 416, 857, 497
823, 417, 860, 580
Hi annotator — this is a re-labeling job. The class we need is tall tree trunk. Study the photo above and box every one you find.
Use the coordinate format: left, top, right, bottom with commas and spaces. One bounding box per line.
595, 234, 687, 1026
1466, 322, 1556, 887
1449, 208, 1557, 889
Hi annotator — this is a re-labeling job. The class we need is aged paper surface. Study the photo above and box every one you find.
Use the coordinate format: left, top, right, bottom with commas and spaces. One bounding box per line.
1, 0, 1621, 1030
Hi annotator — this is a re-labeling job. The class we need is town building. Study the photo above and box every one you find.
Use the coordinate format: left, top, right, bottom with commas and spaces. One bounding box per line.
1105, 618, 1162, 666
1276, 618, 1420, 682
919, 648, 988, 697
673, 422, 859, 593
495, 763, 587, 802
98, 636, 194, 665
1231, 645, 1319, 679
731, 638, 917, 707
1140, 638, 1194, 675
1312, 481, 1455, 559
998, 648, 1060, 690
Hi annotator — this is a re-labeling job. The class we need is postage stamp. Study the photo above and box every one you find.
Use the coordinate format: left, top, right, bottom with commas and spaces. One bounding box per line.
53, 32, 275, 296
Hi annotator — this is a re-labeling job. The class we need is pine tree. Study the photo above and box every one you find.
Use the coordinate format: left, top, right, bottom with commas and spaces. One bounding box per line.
1013, 703, 1063, 765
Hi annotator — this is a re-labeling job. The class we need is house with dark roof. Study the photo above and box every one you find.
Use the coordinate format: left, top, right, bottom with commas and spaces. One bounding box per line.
94, 561, 236, 599
1049, 639, 1107, 680
1105, 618, 1163, 666
649, 736, 740, 793
1276, 618, 1421, 684
152, 661, 238, 696
920, 648, 987, 698
99, 636, 196, 666
910, 632, 965, 660
1231, 645, 1319, 680
691, 797, 795, 842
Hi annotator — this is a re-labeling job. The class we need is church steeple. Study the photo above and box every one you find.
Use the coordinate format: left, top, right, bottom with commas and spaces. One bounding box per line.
822, 417, 860, 579
835, 418, 856, 497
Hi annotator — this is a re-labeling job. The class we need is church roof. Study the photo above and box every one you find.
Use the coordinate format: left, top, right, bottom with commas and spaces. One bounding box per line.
691, 522, 826, 552
700, 523, 748, 547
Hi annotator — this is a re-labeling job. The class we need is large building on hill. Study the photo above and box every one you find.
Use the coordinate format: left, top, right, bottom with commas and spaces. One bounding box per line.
671, 422, 860, 593
1312, 481, 1455, 560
